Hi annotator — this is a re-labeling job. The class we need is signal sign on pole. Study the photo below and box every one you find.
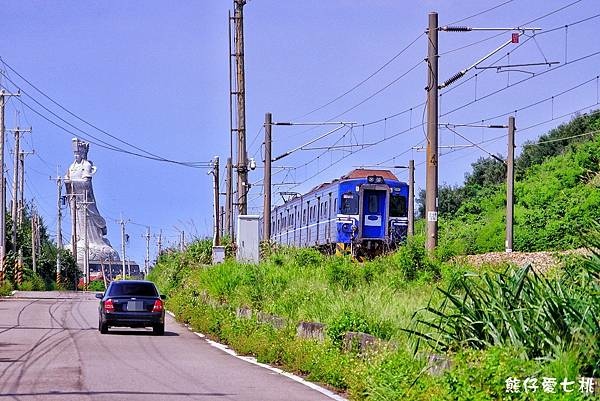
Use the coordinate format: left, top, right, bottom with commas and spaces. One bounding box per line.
511, 33, 519, 43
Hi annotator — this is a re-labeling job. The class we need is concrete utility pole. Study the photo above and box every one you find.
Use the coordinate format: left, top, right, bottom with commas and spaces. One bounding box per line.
31, 210, 37, 273
0, 90, 20, 281
227, 8, 235, 239
425, 12, 439, 253
506, 116, 516, 253
82, 193, 91, 288
16, 249, 23, 286
70, 193, 78, 262
120, 218, 127, 278
52, 173, 63, 284
157, 229, 162, 257
144, 227, 150, 276
233, 0, 248, 216
212, 156, 220, 246
225, 157, 233, 238
263, 112, 272, 241
408, 159, 415, 237
220, 206, 225, 237
17, 150, 34, 226
180, 231, 185, 252
10, 126, 31, 253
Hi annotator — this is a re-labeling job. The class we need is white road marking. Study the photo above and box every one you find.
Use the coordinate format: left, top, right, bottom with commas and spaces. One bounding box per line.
166, 309, 347, 401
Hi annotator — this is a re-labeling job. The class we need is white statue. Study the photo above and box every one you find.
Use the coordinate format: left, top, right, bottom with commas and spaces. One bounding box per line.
65, 138, 119, 262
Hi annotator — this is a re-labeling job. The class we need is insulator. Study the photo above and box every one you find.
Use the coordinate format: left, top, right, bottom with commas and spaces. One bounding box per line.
442, 26, 471, 32
440, 71, 465, 89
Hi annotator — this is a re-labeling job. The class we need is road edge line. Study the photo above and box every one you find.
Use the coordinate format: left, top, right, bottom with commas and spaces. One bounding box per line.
165, 310, 347, 401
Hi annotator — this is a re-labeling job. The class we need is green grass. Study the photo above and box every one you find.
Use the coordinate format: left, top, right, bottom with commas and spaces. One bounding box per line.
148, 234, 599, 400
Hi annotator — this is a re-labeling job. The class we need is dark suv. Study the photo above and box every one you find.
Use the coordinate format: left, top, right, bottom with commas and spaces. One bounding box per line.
96, 280, 166, 335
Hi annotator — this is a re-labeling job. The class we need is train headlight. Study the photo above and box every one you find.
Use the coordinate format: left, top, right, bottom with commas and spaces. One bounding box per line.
375, 176, 384, 183
367, 176, 375, 183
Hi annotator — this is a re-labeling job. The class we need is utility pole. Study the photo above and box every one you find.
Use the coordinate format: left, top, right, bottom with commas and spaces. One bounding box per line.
227, 7, 235, 239
263, 112, 272, 241
220, 206, 225, 237
506, 116, 516, 253
225, 157, 233, 238
82, 193, 91, 288
180, 231, 185, 252
233, 0, 248, 216
144, 227, 150, 276
17, 150, 34, 226
9, 126, 31, 253
120, 218, 127, 278
157, 229, 162, 257
70, 193, 78, 262
408, 159, 415, 237
0, 90, 20, 282
31, 209, 37, 273
212, 156, 220, 246
425, 12, 439, 253
51, 173, 63, 284
16, 249, 23, 286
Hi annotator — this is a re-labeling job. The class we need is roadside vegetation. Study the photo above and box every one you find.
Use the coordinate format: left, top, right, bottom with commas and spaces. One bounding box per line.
149, 235, 598, 400
0, 206, 79, 293
424, 110, 600, 254
149, 112, 600, 400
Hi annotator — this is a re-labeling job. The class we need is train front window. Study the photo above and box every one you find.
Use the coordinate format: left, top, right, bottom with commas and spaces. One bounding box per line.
390, 195, 407, 217
368, 195, 378, 213
341, 192, 358, 214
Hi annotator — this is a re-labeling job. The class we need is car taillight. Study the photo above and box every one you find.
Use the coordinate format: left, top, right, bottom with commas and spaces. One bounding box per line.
104, 299, 115, 313
152, 299, 163, 312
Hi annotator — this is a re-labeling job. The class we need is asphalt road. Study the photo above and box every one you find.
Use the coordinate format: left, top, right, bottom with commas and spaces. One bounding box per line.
0, 291, 340, 401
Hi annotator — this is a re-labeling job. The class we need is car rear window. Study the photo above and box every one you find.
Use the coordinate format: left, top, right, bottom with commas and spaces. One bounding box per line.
108, 282, 158, 297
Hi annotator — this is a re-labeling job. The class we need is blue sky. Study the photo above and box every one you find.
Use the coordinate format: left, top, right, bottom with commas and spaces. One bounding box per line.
1, 0, 598, 265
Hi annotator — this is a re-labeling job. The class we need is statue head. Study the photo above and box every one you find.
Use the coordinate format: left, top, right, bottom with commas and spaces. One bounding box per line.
72, 138, 89, 162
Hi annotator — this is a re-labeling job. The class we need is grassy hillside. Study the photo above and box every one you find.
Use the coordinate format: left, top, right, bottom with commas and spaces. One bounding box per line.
149, 236, 598, 400
146, 114, 600, 400
437, 110, 600, 254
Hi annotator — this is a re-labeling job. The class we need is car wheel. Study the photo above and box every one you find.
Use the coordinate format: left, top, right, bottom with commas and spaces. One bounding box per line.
153, 323, 164, 336
99, 319, 109, 334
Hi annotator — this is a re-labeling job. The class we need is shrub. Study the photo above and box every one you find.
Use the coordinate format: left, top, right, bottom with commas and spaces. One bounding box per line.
88, 280, 106, 292
0, 280, 14, 296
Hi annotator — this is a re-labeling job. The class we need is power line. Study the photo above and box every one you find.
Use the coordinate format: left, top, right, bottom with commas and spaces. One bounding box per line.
291, 33, 425, 121
445, 0, 516, 25
0, 64, 211, 169
441, 50, 600, 118
0, 58, 192, 163
440, 0, 583, 56
7, 94, 211, 169
447, 74, 600, 125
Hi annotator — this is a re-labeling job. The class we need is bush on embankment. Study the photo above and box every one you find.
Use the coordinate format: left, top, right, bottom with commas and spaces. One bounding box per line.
149, 236, 598, 400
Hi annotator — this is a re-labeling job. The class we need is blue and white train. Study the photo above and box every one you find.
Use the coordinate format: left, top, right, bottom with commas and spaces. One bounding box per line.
265, 169, 409, 256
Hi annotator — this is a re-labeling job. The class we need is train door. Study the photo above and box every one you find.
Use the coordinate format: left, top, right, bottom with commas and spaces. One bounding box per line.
360, 188, 388, 239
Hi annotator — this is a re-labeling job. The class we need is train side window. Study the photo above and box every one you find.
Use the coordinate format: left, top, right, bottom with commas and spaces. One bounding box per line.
368, 195, 378, 213
303, 209, 306, 224
341, 192, 358, 214
324, 201, 328, 217
390, 195, 408, 217
334, 198, 337, 214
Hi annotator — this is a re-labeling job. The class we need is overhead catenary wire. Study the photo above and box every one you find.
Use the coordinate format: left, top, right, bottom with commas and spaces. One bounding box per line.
291, 33, 425, 121
0, 58, 195, 164
5, 94, 212, 169
440, 0, 583, 56
0, 64, 212, 169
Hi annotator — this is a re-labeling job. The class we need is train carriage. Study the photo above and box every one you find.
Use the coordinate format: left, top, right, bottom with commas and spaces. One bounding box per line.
265, 169, 409, 256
